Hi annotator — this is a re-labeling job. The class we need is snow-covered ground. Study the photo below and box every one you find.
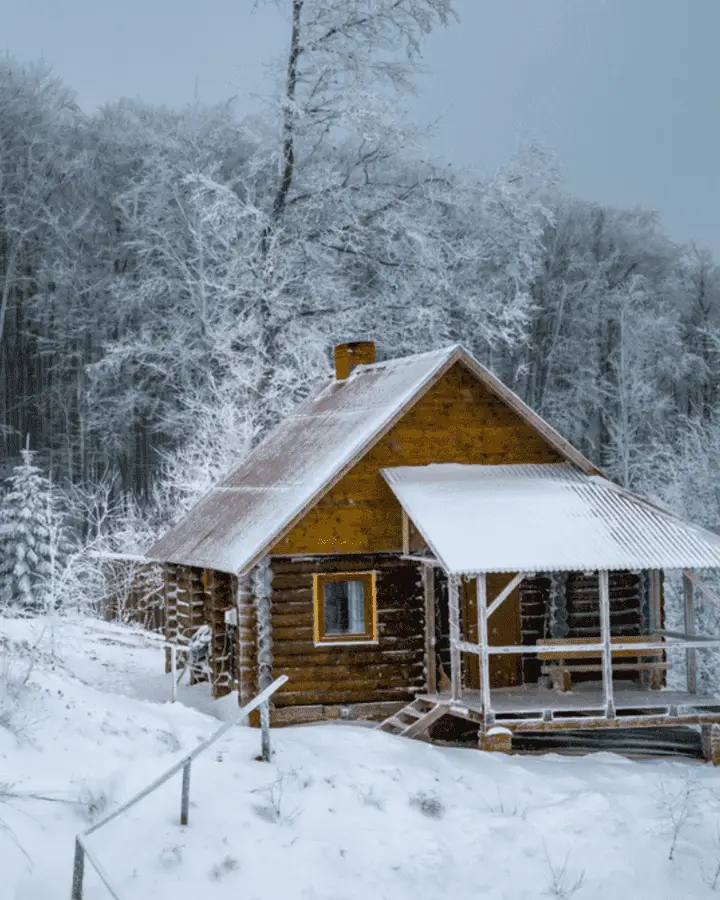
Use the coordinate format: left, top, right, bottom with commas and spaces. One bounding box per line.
2, 615, 720, 900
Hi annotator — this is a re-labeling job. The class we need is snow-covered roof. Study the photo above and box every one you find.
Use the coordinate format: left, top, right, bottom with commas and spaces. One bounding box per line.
382, 463, 720, 574
147, 345, 597, 575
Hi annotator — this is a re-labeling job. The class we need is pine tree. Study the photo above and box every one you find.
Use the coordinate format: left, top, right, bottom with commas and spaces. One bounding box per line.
0, 447, 61, 614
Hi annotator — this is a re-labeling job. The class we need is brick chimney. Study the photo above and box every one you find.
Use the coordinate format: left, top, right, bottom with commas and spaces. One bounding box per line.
334, 341, 376, 380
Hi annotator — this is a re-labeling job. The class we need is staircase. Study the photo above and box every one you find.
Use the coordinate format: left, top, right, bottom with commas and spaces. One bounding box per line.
377, 697, 446, 740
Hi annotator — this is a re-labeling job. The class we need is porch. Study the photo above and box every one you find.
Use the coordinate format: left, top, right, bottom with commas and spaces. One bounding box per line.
378, 464, 720, 755
423, 682, 720, 732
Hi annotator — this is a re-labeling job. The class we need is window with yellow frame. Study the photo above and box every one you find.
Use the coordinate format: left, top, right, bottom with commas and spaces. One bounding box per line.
313, 572, 377, 645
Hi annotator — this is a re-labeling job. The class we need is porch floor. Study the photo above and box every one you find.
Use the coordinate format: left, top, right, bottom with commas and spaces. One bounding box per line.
421, 681, 720, 729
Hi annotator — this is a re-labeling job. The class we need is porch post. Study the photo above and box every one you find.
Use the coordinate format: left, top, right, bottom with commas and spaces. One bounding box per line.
476, 573, 492, 724
683, 571, 697, 694
598, 570, 615, 718
422, 564, 437, 695
649, 569, 662, 633
448, 574, 462, 702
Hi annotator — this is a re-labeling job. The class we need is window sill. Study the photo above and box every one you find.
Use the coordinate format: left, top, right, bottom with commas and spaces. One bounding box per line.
314, 638, 379, 648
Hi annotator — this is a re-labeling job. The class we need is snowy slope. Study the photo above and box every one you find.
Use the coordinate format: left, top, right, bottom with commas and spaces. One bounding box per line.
2, 615, 720, 900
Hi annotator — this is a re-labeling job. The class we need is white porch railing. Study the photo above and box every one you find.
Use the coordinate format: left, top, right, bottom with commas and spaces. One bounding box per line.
448, 568, 720, 727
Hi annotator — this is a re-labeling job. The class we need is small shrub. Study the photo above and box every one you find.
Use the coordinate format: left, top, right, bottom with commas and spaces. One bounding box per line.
251, 772, 299, 825
210, 854, 240, 880
159, 844, 183, 870
156, 730, 181, 753
544, 845, 585, 899
409, 790, 445, 820
487, 786, 528, 820
357, 784, 384, 810
657, 777, 700, 861
0, 637, 39, 737
75, 778, 114, 824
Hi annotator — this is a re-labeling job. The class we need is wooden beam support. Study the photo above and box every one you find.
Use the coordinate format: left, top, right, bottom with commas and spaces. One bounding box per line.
683, 571, 697, 694
684, 569, 720, 608
660, 629, 719, 643
423, 564, 437, 695
649, 569, 663, 633
487, 572, 527, 619
457, 637, 720, 656
599, 570, 615, 718
448, 575, 462, 702
401, 509, 410, 557
253, 557, 273, 693
476, 573, 492, 724
400, 555, 442, 566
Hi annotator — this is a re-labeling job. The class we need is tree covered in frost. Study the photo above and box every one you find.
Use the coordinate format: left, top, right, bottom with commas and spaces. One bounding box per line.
0, 448, 65, 614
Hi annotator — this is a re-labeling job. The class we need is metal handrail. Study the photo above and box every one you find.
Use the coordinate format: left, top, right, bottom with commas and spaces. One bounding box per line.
71, 675, 288, 899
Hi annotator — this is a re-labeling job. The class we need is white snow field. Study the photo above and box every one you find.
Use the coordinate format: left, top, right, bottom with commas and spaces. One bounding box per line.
2, 616, 720, 900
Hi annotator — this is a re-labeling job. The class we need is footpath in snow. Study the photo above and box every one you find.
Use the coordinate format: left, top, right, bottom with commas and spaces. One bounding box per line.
1, 614, 720, 900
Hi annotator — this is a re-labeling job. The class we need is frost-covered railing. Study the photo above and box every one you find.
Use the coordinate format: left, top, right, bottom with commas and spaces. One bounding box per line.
70, 675, 288, 900
447, 569, 720, 725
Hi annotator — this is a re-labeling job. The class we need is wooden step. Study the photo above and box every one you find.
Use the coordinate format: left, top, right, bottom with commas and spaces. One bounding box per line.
402, 705, 447, 740
377, 699, 447, 740
397, 706, 424, 720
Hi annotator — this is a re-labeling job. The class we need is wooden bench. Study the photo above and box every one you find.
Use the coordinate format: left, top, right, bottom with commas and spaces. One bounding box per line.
538, 635, 668, 692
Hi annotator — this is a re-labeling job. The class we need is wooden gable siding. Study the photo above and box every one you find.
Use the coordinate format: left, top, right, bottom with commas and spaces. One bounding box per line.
271, 361, 564, 557
269, 555, 426, 709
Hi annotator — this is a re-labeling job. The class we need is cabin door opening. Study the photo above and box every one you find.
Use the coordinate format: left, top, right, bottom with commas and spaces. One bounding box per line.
432, 572, 521, 692
461, 575, 521, 690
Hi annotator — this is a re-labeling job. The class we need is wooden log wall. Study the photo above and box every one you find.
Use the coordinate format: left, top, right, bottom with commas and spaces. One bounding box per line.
163, 564, 209, 684
236, 574, 258, 707
268, 554, 426, 710
519, 574, 552, 684
164, 565, 242, 697
205, 569, 235, 697
164, 564, 180, 674
519, 571, 649, 684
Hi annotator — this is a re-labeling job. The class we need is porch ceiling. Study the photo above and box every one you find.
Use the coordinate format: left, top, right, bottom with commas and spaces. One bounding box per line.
381, 463, 720, 575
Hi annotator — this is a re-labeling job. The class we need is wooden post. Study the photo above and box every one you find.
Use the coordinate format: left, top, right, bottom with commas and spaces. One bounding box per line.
253, 557, 273, 693
423, 564, 437, 695
260, 699, 271, 762
401, 510, 410, 556
683, 571, 697, 694
448, 574, 461, 702
253, 557, 274, 744
598, 570, 615, 718
702, 724, 720, 765
170, 644, 177, 703
649, 569, 662, 633
476, 573, 492, 724
71, 837, 85, 900
180, 761, 191, 825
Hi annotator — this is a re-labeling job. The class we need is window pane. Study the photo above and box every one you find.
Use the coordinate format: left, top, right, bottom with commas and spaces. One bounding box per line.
347, 581, 365, 633
324, 581, 349, 634
323, 580, 366, 635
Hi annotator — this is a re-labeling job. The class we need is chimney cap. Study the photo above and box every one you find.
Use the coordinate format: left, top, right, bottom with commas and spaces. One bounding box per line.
334, 341, 376, 380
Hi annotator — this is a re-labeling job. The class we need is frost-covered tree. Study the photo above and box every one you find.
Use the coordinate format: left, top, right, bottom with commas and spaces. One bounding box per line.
0, 448, 64, 614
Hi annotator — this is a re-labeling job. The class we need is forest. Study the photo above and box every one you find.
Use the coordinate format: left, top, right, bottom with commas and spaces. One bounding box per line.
0, 0, 718, 614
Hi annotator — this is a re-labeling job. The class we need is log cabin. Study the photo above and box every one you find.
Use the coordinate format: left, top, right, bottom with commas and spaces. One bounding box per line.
147, 342, 720, 759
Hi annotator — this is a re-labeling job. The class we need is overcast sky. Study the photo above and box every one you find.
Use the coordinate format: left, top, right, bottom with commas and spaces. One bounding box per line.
4, 0, 719, 255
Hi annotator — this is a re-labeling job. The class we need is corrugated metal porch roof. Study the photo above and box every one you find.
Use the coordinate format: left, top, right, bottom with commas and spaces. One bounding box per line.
382, 463, 720, 574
